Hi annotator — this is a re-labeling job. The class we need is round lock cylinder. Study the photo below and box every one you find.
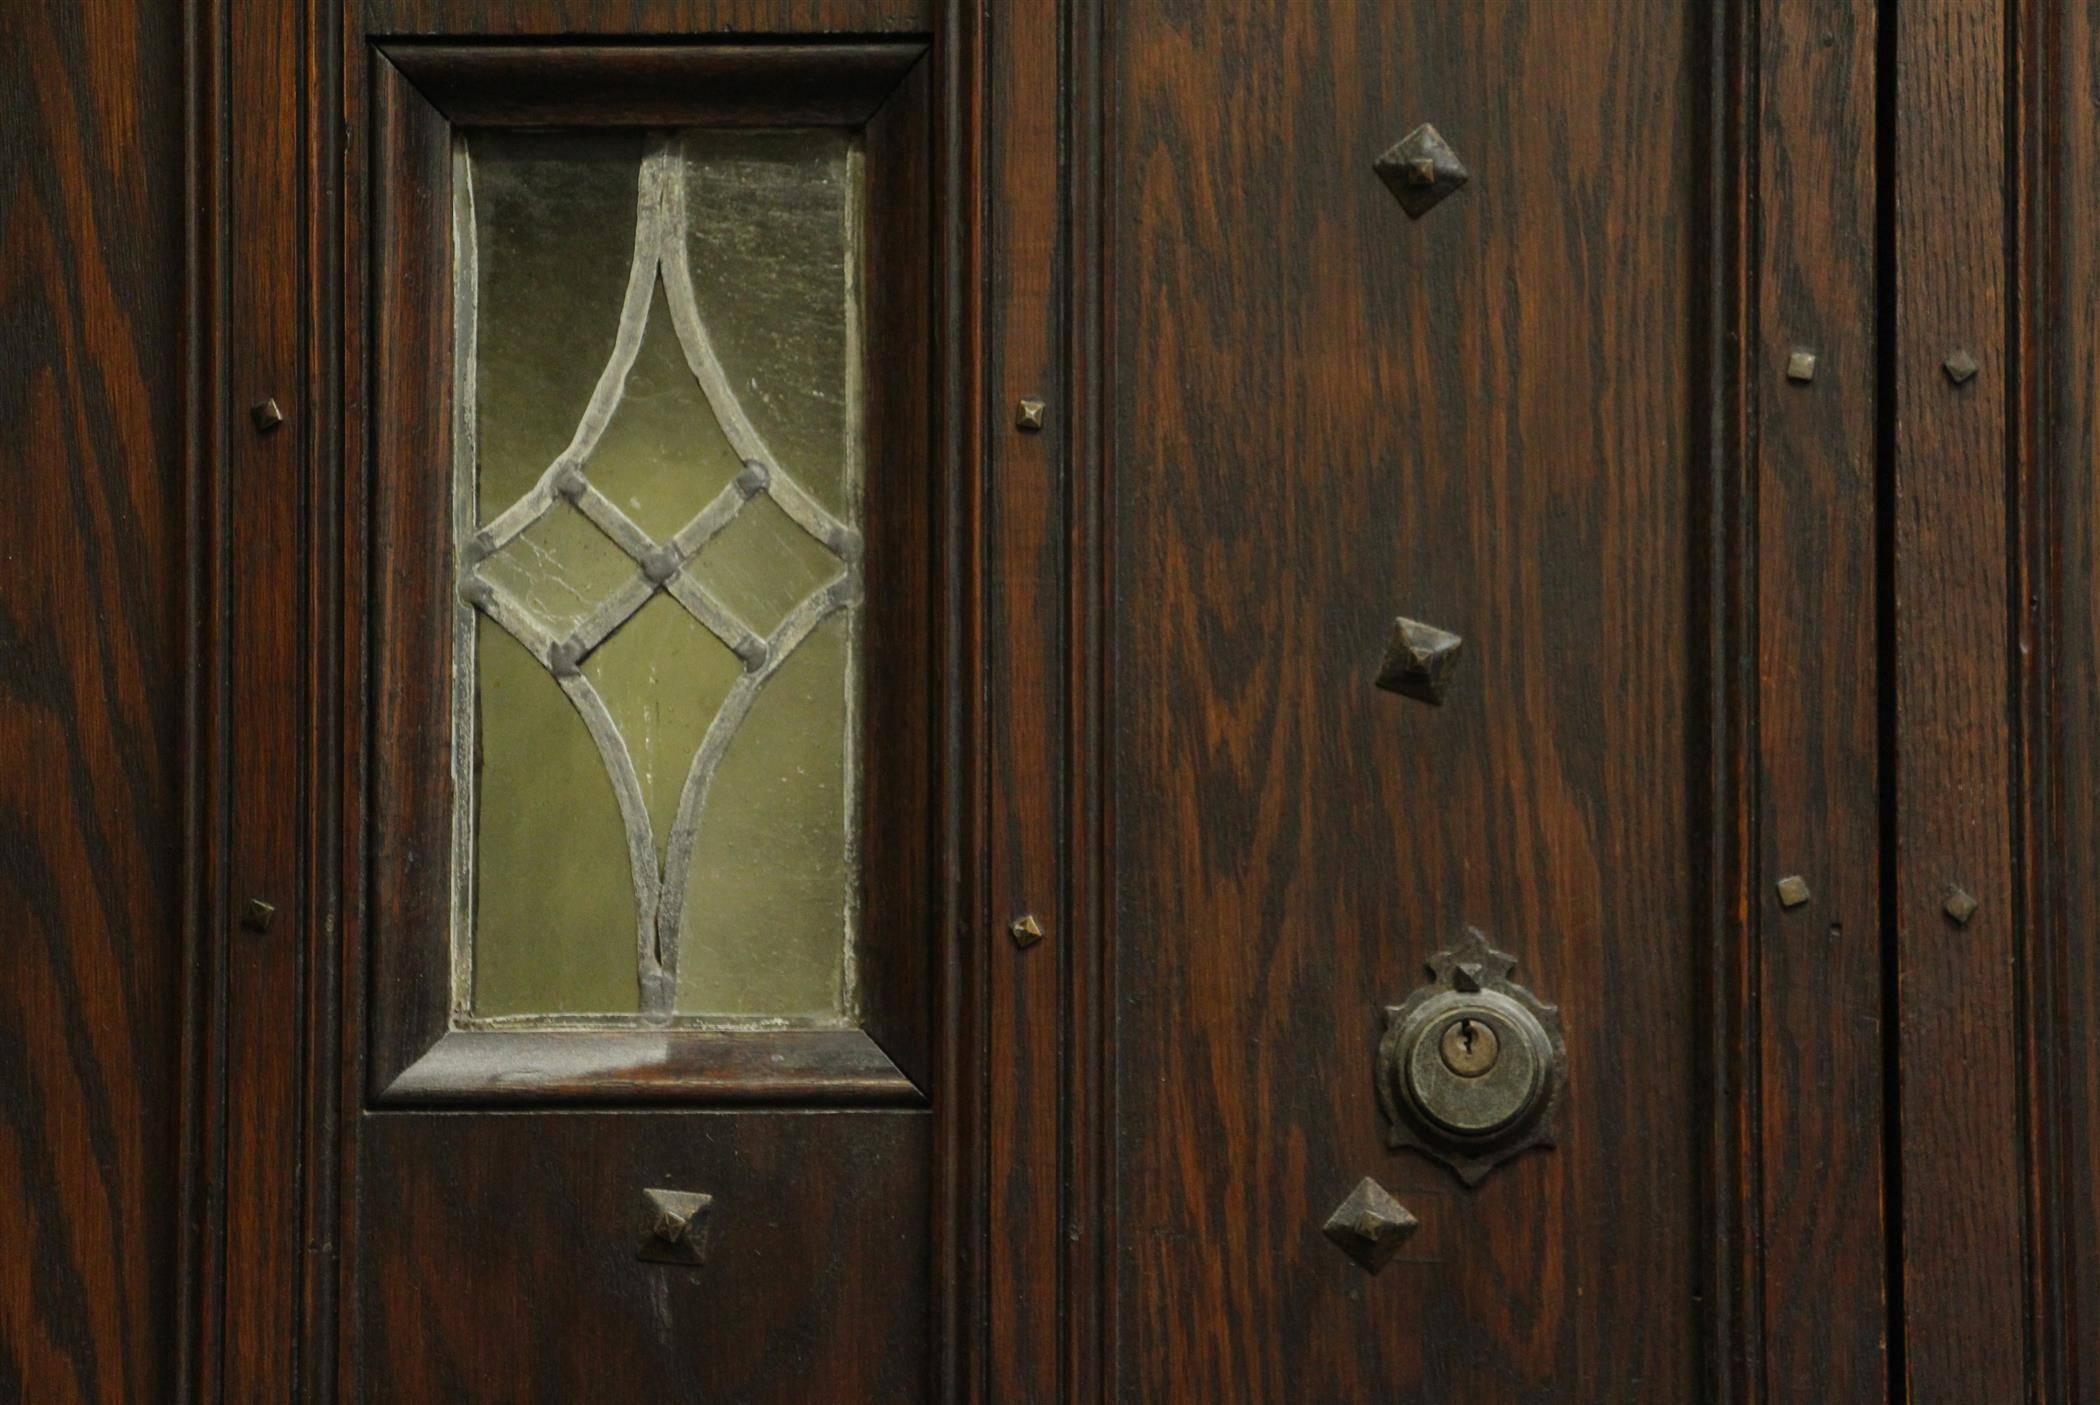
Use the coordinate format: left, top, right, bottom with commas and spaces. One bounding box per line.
1395, 994, 1551, 1140
1376, 927, 1567, 1185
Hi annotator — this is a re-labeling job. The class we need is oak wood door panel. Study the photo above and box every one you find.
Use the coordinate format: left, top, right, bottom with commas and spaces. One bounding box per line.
1106, 3, 1758, 1398
1, 0, 2075, 1398
357, 1113, 929, 1400
1749, 0, 1887, 1396
0, 3, 188, 1401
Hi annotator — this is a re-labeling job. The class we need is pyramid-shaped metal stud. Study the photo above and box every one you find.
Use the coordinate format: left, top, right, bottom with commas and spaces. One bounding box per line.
1943, 349, 1980, 385
638, 1188, 713, 1265
1376, 616, 1464, 705
1374, 124, 1470, 218
1321, 1177, 1418, 1273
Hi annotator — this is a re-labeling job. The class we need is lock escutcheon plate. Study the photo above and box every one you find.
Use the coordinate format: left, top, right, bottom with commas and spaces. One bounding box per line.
1377, 927, 1565, 1185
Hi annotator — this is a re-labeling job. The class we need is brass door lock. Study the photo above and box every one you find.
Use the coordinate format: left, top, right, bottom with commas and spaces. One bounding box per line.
1378, 927, 1565, 1185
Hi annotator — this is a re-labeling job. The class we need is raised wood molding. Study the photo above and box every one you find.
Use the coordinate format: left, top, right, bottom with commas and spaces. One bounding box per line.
1889, 4, 2031, 1398
380, 40, 927, 125
2022, 0, 2089, 1398
1744, 0, 1889, 1396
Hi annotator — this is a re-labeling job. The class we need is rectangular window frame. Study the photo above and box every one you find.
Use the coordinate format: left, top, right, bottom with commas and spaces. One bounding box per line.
365, 41, 936, 1105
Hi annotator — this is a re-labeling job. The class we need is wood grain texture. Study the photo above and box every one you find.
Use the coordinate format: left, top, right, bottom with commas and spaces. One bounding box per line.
1752, 1, 1888, 1397
842, 51, 941, 1097
366, 49, 457, 1101
379, 41, 928, 126
1888, 2, 2030, 1399
19, 0, 2076, 1396
379, 1029, 921, 1104
221, 0, 312, 1393
355, 1112, 931, 1401
980, 0, 1068, 1400
365, 0, 930, 37
933, 0, 981, 1395
0, 1, 187, 1400
2030, 0, 2094, 1399
1108, 2, 1708, 1397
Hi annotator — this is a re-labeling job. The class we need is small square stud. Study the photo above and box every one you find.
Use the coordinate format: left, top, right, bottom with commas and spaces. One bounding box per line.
1775, 875, 1811, 909
1321, 1177, 1418, 1274
240, 898, 276, 933
1374, 124, 1470, 219
1786, 349, 1817, 383
1943, 886, 1979, 926
250, 397, 285, 432
1943, 350, 1979, 385
1375, 617, 1464, 705
1015, 397, 1047, 432
638, 1188, 713, 1265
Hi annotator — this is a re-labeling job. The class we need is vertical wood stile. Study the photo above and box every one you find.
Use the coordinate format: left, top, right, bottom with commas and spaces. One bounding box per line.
1889, 0, 2029, 1398
980, 0, 1070, 1398
221, 0, 310, 1397
1753, 0, 1890, 1398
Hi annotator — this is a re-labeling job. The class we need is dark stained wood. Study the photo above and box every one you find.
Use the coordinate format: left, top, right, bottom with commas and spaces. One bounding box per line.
366, 49, 461, 1100
1106, 2, 1711, 1397
356, 1111, 930, 1401
219, 0, 318, 1395
381, 42, 928, 127
300, 1, 349, 1395
1064, 1, 1110, 1397
367, 0, 930, 37
335, 24, 382, 1395
0, 2, 188, 1401
382, 1028, 919, 1104
184, 0, 234, 1394
1701, 3, 1759, 1392
1888, 2, 2031, 1400
11, 0, 2092, 1397
2023, 0, 2087, 1399
855, 54, 941, 1096
1751, 0, 1888, 1397
932, 1, 980, 1395
979, 0, 1069, 1401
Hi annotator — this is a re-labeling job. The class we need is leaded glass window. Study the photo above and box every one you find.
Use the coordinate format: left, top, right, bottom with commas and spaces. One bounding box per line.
451, 128, 863, 1026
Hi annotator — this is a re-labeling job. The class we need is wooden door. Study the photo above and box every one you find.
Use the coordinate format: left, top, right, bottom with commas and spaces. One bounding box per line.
1102, 4, 1769, 1397
7, 0, 2100, 1402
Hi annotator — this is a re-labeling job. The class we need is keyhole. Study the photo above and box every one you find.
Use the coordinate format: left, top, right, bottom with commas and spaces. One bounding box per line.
1438, 1012, 1501, 1077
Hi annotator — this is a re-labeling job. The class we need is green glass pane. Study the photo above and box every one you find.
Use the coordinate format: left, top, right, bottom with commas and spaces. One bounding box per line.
685, 492, 844, 639
678, 612, 854, 1018
585, 276, 745, 541
461, 127, 863, 1027
476, 505, 636, 637
581, 593, 743, 864
683, 129, 856, 516
470, 130, 647, 515
471, 618, 638, 1016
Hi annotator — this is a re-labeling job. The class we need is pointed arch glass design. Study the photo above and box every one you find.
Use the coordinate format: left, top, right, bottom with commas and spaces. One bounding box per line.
452, 128, 864, 1025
